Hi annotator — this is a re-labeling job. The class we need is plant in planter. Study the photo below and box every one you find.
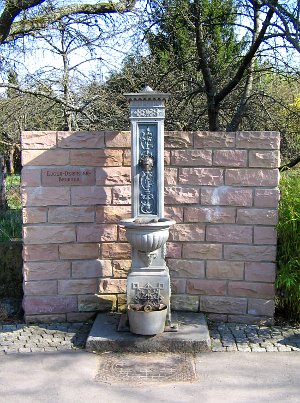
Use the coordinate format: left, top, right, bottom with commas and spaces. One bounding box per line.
127, 282, 168, 335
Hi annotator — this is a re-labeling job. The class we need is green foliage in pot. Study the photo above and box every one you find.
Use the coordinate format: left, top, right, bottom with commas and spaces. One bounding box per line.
276, 170, 300, 321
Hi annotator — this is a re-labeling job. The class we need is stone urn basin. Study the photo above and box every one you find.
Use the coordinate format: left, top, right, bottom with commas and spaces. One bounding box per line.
120, 218, 176, 253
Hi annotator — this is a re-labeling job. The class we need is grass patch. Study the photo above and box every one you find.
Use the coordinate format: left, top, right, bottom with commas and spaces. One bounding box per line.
0, 175, 22, 241
276, 169, 300, 321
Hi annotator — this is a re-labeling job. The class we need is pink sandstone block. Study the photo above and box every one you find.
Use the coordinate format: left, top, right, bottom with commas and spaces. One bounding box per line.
112, 186, 132, 205
200, 296, 247, 314
70, 149, 123, 166
206, 313, 228, 322
23, 261, 70, 281
225, 168, 279, 187
206, 261, 244, 280
206, 224, 252, 244
24, 280, 58, 295
237, 208, 278, 225
21, 168, 41, 186
25, 313, 66, 323
123, 149, 131, 166
182, 243, 222, 259
249, 150, 280, 168
164, 206, 183, 223
22, 187, 70, 207
201, 187, 253, 207
101, 242, 131, 259
99, 278, 127, 293
164, 131, 193, 148
245, 262, 276, 282
57, 131, 105, 148
164, 186, 200, 204
96, 167, 131, 186
118, 226, 127, 242
48, 206, 95, 223
254, 189, 280, 208
248, 298, 275, 316
228, 281, 274, 298
112, 260, 131, 278
105, 131, 131, 148
187, 279, 227, 295
254, 226, 277, 245
71, 186, 111, 205
213, 150, 247, 167
166, 242, 182, 258
224, 245, 276, 261
21, 131, 57, 149
59, 243, 99, 260
168, 259, 205, 278
42, 168, 95, 186
67, 312, 95, 322
171, 279, 186, 294
96, 206, 131, 223
227, 315, 273, 325
23, 225, 76, 245
22, 149, 69, 166
76, 224, 118, 242
164, 150, 171, 165
179, 168, 224, 186
184, 206, 236, 223
23, 296, 77, 314
194, 131, 235, 148
112, 261, 131, 279
169, 224, 205, 242
170, 149, 212, 166
236, 131, 280, 150
164, 168, 178, 185
23, 245, 59, 261
58, 279, 97, 295
22, 207, 47, 224
72, 259, 112, 278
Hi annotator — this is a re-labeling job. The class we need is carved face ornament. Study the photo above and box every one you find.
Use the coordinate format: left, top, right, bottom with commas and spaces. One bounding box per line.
139, 155, 154, 172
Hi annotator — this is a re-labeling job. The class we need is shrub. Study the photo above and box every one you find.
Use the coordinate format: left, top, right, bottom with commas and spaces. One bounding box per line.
276, 169, 300, 321
0, 174, 22, 241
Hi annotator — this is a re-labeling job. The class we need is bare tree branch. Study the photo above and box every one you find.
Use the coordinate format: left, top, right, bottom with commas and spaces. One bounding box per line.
0, 1, 136, 44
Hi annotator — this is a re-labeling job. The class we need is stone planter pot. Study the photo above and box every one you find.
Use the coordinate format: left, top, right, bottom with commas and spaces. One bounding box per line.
127, 305, 167, 335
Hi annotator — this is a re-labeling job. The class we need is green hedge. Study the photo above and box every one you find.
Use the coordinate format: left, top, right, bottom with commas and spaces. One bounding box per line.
0, 241, 23, 300
276, 170, 300, 321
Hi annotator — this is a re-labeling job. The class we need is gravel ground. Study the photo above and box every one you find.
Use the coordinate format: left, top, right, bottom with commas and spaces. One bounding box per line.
0, 320, 299, 354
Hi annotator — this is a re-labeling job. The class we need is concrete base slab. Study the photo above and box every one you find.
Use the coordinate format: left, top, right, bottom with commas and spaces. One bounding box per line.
86, 312, 211, 353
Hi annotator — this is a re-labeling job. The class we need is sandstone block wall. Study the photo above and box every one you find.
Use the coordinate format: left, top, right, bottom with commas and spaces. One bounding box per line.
21, 130, 280, 324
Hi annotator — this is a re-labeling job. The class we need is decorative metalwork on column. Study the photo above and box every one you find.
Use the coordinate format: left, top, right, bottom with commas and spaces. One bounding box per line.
139, 125, 157, 215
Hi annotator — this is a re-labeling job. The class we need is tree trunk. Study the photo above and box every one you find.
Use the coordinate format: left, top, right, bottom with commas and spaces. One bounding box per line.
0, 154, 7, 210
207, 97, 219, 131
9, 146, 15, 174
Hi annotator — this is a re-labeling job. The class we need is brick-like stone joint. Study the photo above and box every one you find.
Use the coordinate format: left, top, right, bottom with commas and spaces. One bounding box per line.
21, 130, 280, 324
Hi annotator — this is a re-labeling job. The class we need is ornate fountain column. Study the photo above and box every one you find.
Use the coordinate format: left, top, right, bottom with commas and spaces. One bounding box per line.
121, 86, 175, 335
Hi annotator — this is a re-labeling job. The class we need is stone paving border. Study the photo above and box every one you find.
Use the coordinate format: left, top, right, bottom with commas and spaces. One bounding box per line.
0, 322, 92, 355
0, 320, 300, 354
208, 321, 300, 352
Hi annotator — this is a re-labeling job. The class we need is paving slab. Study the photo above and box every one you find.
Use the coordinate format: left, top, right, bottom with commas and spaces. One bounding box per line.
1, 351, 300, 403
86, 312, 211, 353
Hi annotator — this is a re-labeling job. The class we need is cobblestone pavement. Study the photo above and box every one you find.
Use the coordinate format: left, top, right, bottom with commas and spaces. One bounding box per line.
208, 321, 300, 352
1, 320, 300, 354
0, 322, 92, 355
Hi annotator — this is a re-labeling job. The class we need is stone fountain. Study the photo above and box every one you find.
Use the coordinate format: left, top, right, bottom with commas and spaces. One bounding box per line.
86, 87, 210, 352
120, 86, 176, 335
